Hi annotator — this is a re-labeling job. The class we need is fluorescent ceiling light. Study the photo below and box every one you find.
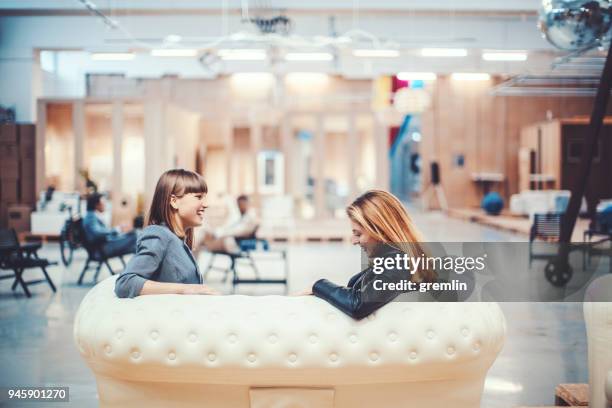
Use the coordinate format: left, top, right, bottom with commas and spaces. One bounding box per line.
421, 48, 467, 57
353, 49, 400, 58
285, 52, 333, 61
482, 51, 528, 61
451, 72, 491, 81
91, 52, 134, 61
218, 49, 267, 61
151, 49, 198, 57
397, 72, 437, 81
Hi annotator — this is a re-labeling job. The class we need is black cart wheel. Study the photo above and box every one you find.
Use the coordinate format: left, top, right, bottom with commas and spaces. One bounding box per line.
59, 228, 74, 266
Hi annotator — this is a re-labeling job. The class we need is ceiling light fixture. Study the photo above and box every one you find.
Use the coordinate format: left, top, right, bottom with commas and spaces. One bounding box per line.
482, 51, 528, 61
151, 49, 198, 57
218, 49, 267, 61
353, 49, 400, 58
451, 73, 491, 81
421, 48, 468, 57
90, 52, 135, 61
397, 72, 437, 81
285, 52, 334, 61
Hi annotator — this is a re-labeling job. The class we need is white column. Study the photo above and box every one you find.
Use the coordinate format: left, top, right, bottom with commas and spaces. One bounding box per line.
250, 121, 262, 200
314, 114, 326, 219
347, 113, 358, 200
72, 100, 85, 191
35, 100, 46, 194
111, 101, 124, 223
374, 115, 390, 191
143, 101, 164, 208
280, 114, 292, 195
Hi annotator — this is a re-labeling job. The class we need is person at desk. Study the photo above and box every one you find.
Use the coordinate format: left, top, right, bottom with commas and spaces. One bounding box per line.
82, 193, 138, 258
200, 194, 258, 254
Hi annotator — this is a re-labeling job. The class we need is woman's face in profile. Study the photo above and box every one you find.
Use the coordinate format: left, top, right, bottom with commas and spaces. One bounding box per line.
350, 220, 379, 257
173, 192, 207, 228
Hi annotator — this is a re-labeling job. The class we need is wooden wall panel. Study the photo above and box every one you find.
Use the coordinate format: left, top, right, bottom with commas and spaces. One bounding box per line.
421, 76, 612, 209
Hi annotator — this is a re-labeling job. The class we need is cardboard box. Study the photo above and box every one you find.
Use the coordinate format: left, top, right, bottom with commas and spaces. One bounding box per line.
19, 161, 36, 204
0, 179, 19, 202
7, 204, 31, 233
18, 124, 35, 159
0, 124, 17, 143
0, 142, 18, 159
0, 204, 7, 228
0, 160, 19, 180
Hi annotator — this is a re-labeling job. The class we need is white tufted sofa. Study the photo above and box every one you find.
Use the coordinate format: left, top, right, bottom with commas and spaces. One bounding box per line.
74, 276, 506, 408
584, 275, 612, 408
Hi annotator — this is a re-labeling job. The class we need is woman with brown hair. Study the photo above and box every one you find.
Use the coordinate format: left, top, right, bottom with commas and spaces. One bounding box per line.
114, 169, 220, 298
300, 190, 436, 319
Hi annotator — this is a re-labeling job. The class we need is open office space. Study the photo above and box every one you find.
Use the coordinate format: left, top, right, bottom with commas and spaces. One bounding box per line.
0, 1, 611, 407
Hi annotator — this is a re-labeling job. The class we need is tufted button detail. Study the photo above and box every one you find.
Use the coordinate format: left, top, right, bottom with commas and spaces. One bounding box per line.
210, 312, 220, 320
104, 344, 112, 354
473, 341, 481, 351
426, 330, 436, 340
115, 329, 124, 340
288, 353, 298, 363
288, 312, 298, 320
150, 330, 159, 341
188, 333, 198, 343
369, 352, 379, 362
168, 351, 176, 361
329, 353, 339, 363
207, 352, 217, 362
268, 334, 278, 344
131, 349, 141, 359
247, 353, 257, 363
308, 334, 318, 344
461, 327, 470, 337
447, 346, 456, 356
228, 333, 238, 343
387, 332, 398, 342
349, 334, 358, 343
409, 350, 418, 360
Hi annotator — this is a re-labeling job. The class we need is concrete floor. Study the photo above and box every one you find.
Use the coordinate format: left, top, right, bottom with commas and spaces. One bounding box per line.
0, 209, 593, 407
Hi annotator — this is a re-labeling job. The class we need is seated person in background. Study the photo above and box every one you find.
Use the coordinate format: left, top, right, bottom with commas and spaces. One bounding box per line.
82, 193, 138, 258
200, 194, 258, 254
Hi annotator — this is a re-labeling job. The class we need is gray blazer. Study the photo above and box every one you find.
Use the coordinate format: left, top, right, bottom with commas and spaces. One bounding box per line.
114, 224, 202, 298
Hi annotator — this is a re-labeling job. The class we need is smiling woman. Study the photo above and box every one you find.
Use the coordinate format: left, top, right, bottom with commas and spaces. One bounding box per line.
114, 169, 220, 298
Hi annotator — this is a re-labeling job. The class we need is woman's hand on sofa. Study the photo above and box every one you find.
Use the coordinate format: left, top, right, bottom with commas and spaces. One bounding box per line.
291, 288, 313, 296
182, 284, 221, 295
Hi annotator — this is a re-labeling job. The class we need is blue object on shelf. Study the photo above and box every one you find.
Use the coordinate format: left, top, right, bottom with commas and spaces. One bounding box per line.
481, 192, 504, 216
597, 204, 612, 232
554, 195, 570, 213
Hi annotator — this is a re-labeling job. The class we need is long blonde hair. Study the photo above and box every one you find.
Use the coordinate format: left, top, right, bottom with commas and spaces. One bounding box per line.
146, 169, 208, 249
347, 190, 436, 283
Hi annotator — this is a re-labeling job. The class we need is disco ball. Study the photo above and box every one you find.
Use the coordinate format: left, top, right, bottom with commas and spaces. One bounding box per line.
539, 0, 612, 50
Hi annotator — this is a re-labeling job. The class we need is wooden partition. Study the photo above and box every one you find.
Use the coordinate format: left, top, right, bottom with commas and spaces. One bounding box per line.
421, 76, 612, 209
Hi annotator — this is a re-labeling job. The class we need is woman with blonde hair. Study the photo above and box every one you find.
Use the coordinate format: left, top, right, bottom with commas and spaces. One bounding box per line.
300, 190, 435, 319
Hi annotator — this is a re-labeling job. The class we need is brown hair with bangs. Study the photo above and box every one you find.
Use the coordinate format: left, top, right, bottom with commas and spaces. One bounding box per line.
146, 169, 208, 248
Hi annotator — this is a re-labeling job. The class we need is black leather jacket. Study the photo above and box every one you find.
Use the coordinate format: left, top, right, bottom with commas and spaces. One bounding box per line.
312, 246, 414, 320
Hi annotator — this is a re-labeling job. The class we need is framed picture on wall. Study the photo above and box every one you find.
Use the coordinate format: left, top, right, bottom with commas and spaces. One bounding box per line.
257, 150, 285, 194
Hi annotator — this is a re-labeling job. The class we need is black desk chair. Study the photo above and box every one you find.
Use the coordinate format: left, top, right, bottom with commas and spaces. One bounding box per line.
74, 219, 126, 285
203, 227, 288, 293
0, 228, 57, 297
